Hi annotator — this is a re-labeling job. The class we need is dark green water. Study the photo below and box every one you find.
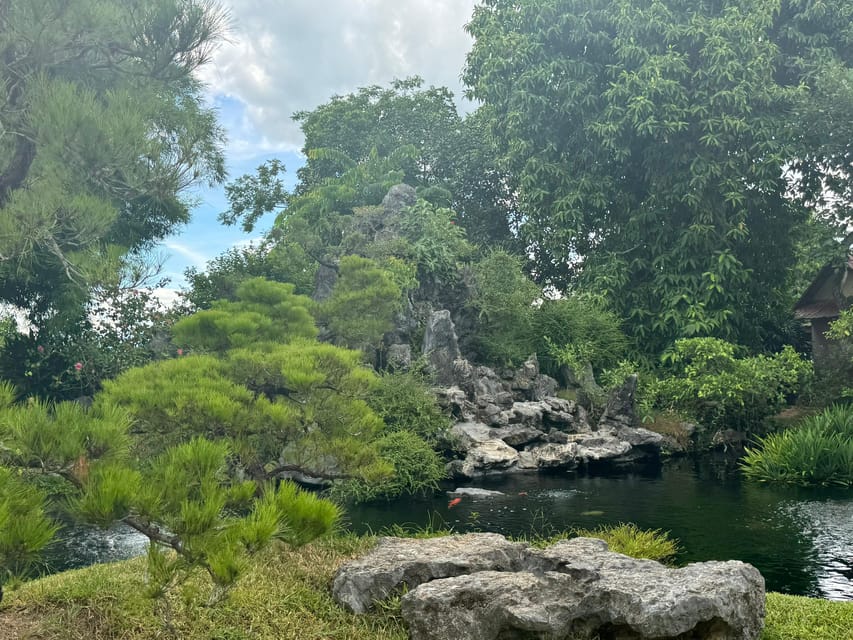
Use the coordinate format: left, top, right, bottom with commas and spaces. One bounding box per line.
48, 456, 853, 600
346, 457, 853, 601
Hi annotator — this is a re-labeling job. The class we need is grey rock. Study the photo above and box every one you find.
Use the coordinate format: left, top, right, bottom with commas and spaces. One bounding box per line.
598, 373, 639, 430
490, 425, 545, 448
523, 442, 580, 469
529, 373, 558, 401
423, 310, 461, 386
569, 433, 633, 461
332, 533, 529, 613
312, 263, 338, 302
401, 536, 765, 640
448, 488, 505, 498
449, 422, 493, 449
381, 183, 417, 216
615, 425, 665, 449
464, 439, 519, 471
507, 402, 544, 427
385, 343, 412, 371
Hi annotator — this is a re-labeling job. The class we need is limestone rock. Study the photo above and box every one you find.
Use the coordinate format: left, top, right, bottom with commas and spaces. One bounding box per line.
423, 310, 461, 386
331, 533, 529, 613
598, 373, 639, 430
569, 433, 633, 461
400, 536, 765, 640
523, 442, 580, 469
381, 183, 417, 216
451, 439, 520, 479
449, 422, 492, 449
385, 343, 412, 371
448, 488, 505, 498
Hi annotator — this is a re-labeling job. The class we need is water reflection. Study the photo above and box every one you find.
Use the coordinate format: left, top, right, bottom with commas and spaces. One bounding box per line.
347, 456, 853, 600
38, 456, 853, 601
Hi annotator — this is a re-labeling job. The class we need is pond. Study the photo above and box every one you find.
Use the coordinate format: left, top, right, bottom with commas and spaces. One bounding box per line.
47, 455, 853, 601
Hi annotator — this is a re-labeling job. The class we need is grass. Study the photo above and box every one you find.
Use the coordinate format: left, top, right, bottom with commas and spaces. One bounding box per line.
1, 533, 852, 640
742, 405, 853, 486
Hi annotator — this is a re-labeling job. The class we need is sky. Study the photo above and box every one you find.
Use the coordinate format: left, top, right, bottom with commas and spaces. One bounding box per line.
157, 0, 479, 291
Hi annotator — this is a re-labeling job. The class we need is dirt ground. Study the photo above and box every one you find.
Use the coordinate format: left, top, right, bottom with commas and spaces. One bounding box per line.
0, 610, 40, 640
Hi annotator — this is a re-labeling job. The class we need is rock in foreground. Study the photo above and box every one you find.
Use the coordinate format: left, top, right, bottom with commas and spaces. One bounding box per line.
335, 535, 765, 640
331, 533, 528, 613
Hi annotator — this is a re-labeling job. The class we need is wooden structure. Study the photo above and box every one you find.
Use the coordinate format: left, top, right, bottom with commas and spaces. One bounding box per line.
794, 257, 853, 370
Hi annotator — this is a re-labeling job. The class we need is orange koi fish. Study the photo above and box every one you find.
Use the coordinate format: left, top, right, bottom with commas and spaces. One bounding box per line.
448, 497, 463, 509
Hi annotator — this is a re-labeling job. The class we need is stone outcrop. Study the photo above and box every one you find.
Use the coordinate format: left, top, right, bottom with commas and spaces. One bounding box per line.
423, 310, 462, 387
334, 535, 766, 640
331, 533, 529, 614
435, 351, 664, 478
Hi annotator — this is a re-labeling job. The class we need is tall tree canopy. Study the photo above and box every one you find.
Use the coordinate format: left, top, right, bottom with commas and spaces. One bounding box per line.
0, 0, 227, 319
287, 78, 518, 248
464, 0, 853, 353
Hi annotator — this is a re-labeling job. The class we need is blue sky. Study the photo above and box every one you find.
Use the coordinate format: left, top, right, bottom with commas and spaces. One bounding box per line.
154, 0, 477, 293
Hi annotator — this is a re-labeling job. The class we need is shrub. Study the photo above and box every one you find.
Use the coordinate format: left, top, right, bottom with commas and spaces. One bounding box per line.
316, 256, 403, 351
468, 250, 541, 366
532, 297, 629, 378
653, 338, 811, 429
741, 405, 853, 486
331, 430, 446, 503
367, 370, 451, 443
397, 199, 473, 287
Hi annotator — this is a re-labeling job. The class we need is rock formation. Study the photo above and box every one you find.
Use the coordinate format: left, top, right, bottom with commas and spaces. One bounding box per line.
333, 534, 766, 640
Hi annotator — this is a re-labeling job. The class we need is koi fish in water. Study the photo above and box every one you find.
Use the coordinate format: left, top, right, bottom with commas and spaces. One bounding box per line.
448, 497, 462, 509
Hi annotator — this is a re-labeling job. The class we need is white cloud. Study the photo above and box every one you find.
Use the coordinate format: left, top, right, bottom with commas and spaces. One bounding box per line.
164, 241, 209, 267
199, 0, 478, 151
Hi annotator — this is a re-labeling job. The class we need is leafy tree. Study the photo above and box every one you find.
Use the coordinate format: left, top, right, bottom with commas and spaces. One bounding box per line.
293, 77, 458, 193
468, 250, 541, 366
0, 0, 227, 319
464, 0, 853, 353
182, 242, 317, 309
288, 77, 517, 248
0, 285, 176, 401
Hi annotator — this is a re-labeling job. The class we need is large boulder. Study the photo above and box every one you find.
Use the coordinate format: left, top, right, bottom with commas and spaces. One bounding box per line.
399, 537, 765, 640
598, 373, 639, 430
449, 439, 520, 479
423, 310, 462, 386
331, 533, 529, 613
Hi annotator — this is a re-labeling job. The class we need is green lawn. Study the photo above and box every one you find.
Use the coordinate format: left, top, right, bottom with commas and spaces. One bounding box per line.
1, 535, 851, 640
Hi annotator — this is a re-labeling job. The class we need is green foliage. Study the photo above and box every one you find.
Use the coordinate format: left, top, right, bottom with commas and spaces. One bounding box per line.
468, 250, 541, 366
220, 159, 289, 234
742, 405, 853, 486
0, 467, 59, 583
182, 243, 317, 309
0, 0, 226, 319
94, 355, 286, 460
569, 524, 679, 564
173, 278, 317, 352
0, 285, 176, 401
652, 339, 811, 429
532, 297, 629, 377
367, 370, 451, 443
464, 0, 853, 353
316, 256, 403, 351
396, 200, 474, 287
330, 431, 445, 504
0, 398, 132, 470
